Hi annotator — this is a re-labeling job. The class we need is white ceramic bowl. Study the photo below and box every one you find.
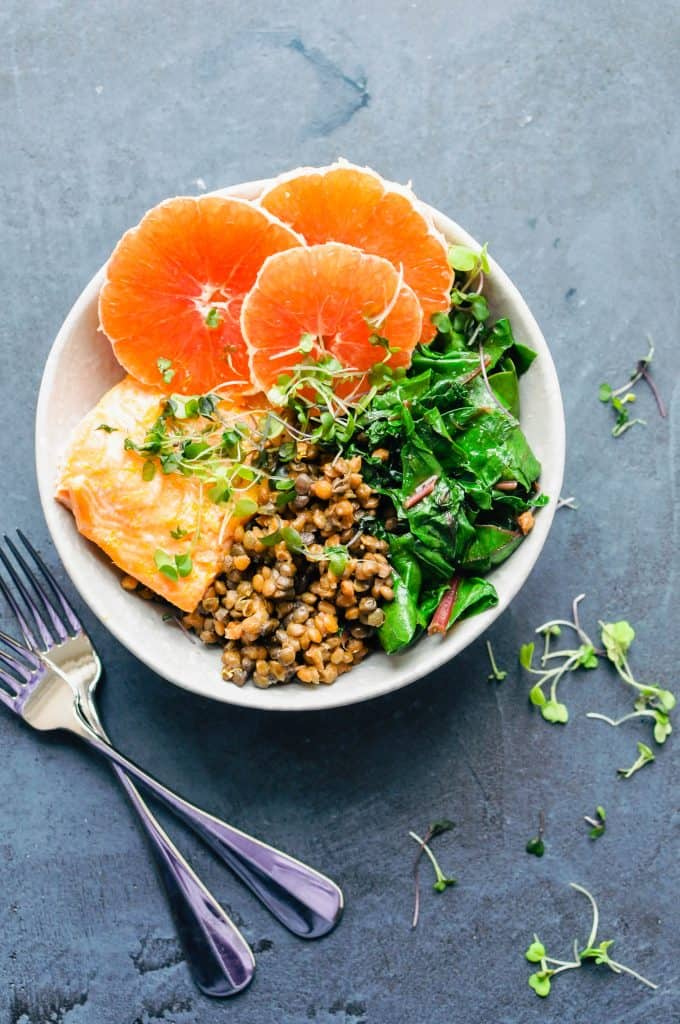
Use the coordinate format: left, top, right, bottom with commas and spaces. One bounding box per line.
36, 177, 565, 711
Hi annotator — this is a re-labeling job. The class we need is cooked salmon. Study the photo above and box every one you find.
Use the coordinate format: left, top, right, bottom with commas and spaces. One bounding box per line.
56, 375, 253, 612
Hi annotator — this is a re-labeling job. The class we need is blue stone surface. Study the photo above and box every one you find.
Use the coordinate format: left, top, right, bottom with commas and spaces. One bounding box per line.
0, 1, 678, 1021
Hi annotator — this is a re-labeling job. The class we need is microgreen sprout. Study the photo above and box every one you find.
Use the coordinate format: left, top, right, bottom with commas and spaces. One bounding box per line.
617, 742, 655, 779
260, 526, 349, 576
154, 548, 193, 581
447, 242, 490, 278
96, 423, 118, 433
525, 883, 658, 998
204, 307, 221, 328
599, 339, 665, 437
526, 810, 545, 856
409, 820, 456, 929
584, 805, 606, 839
486, 640, 507, 682
556, 495, 579, 510
520, 594, 598, 724
587, 621, 675, 745
233, 497, 258, 518
157, 356, 175, 384
169, 526, 189, 540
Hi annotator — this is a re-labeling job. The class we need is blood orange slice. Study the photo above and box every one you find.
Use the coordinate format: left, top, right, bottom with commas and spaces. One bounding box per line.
99, 196, 302, 395
259, 161, 453, 343
241, 242, 423, 397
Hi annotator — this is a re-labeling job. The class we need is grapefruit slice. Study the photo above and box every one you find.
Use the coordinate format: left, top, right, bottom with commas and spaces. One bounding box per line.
241, 242, 423, 397
259, 161, 453, 343
99, 196, 303, 395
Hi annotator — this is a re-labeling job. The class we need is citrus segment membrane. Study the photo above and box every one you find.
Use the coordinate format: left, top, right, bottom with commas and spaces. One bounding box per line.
259, 161, 453, 342
241, 242, 423, 397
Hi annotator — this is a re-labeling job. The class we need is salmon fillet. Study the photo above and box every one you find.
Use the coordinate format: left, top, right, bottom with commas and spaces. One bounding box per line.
56, 375, 250, 612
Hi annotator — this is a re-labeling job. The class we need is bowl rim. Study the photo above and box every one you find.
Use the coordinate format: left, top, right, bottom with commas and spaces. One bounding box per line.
35, 176, 565, 711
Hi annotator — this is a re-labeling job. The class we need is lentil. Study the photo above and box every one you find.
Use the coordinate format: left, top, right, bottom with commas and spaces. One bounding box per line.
183, 448, 393, 688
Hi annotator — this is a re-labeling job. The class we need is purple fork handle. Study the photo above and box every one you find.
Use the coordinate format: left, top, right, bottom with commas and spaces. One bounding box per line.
83, 730, 343, 939
114, 767, 254, 996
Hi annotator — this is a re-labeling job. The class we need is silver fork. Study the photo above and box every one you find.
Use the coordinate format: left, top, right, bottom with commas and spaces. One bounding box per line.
0, 531, 343, 995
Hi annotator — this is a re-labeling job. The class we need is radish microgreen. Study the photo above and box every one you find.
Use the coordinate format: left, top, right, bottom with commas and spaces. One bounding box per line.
154, 548, 193, 581
587, 621, 675, 745
157, 356, 175, 384
617, 741, 655, 779
409, 820, 456, 929
519, 595, 598, 724
260, 526, 349, 576
486, 640, 507, 681
599, 340, 666, 437
526, 883, 658, 998
526, 837, 545, 857
584, 805, 606, 839
204, 307, 220, 329
526, 810, 545, 856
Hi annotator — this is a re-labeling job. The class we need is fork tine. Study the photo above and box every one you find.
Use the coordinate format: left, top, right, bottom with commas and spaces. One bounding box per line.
0, 628, 41, 667
0, 561, 40, 650
0, 684, 17, 709
0, 663, 22, 695
16, 531, 82, 635
0, 648, 32, 681
0, 642, 26, 695
5, 535, 69, 642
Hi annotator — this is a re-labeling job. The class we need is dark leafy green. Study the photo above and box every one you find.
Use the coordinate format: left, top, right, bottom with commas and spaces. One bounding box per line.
340, 299, 543, 651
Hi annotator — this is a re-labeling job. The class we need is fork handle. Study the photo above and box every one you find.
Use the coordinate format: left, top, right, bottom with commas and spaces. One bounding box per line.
78, 724, 343, 939
114, 767, 254, 997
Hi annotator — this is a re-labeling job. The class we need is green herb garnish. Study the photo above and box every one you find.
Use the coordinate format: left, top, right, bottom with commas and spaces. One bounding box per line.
233, 497, 258, 518
298, 332, 316, 353
260, 526, 348, 574
617, 742, 655, 779
154, 548, 193, 581
526, 810, 545, 856
584, 805, 606, 839
520, 595, 598, 724
96, 423, 118, 433
525, 883, 657, 998
486, 640, 507, 681
409, 820, 456, 929
205, 307, 221, 329
587, 620, 674, 746
326, 545, 348, 576
599, 340, 666, 437
526, 836, 545, 857
157, 357, 175, 384
170, 526, 189, 540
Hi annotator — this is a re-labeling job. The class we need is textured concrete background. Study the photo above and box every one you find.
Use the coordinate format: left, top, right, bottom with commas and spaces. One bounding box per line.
1, 1, 678, 1022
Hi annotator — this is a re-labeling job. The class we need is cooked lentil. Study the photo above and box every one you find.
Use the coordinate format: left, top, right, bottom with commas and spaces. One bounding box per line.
183, 449, 392, 688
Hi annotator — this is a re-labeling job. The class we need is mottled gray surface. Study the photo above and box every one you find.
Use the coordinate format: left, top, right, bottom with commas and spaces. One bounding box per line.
1, 1, 679, 1021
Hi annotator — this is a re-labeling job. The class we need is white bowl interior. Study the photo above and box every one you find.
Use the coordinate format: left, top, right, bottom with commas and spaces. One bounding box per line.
36, 178, 565, 710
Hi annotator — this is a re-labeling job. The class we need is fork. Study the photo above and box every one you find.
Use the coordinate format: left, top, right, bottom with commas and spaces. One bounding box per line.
0, 531, 343, 995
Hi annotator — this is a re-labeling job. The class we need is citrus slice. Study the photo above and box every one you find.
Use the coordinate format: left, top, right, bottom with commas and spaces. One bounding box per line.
99, 196, 303, 395
259, 161, 453, 343
241, 242, 423, 397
